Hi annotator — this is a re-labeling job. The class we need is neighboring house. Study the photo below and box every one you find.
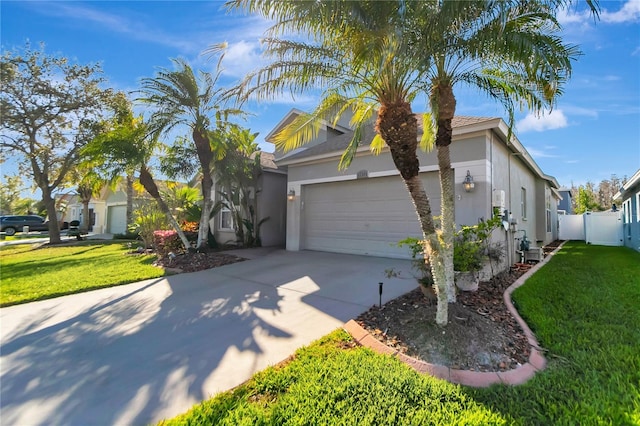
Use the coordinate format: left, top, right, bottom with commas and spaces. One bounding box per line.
59, 184, 146, 235
58, 160, 287, 246
558, 188, 573, 214
211, 151, 288, 247
615, 168, 640, 252
269, 110, 561, 265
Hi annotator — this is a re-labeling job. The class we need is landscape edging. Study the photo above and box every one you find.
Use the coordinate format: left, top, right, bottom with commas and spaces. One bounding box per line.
343, 241, 566, 388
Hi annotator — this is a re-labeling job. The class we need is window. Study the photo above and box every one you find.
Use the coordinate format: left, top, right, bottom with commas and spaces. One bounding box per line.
623, 199, 632, 224
218, 189, 239, 231
219, 208, 234, 230
636, 192, 640, 223
545, 190, 551, 232
521, 187, 527, 220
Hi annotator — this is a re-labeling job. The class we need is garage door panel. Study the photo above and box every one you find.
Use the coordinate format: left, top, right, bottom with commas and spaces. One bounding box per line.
302, 174, 440, 258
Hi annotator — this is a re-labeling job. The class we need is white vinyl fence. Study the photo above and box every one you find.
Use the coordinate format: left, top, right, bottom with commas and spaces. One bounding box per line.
559, 211, 623, 246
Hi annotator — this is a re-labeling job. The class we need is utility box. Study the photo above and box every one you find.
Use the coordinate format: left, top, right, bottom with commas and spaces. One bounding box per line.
524, 247, 543, 263
492, 190, 506, 209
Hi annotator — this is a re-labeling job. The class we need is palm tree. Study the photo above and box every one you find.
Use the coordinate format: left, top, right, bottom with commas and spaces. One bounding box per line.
83, 95, 192, 250
75, 170, 105, 233
138, 57, 244, 251
227, 0, 589, 325
407, 0, 582, 302
226, 0, 453, 324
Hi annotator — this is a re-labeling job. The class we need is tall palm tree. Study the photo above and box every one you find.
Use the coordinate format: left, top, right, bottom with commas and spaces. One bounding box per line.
83, 97, 192, 250
407, 0, 582, 302
226, 0, 453, 324
138, 57, 244, 251
228, 0, 590, 325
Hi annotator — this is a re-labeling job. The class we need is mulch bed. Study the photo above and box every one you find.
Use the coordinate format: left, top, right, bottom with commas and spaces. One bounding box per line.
152, 251, 247, 273
355, 241, 563, 372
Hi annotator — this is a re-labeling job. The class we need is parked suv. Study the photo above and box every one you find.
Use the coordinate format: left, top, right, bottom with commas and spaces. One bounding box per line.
0, 215, 50, 236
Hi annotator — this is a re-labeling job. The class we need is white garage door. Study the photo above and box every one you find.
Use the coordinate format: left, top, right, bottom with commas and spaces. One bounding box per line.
302, 173, 440, 258
107, 205, 127, 235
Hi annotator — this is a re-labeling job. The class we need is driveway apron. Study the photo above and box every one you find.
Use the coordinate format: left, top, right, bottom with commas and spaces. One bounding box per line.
0, 250, 415, 426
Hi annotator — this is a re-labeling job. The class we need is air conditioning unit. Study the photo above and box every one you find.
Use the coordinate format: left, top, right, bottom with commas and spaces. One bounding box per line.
492, 190, 506, 209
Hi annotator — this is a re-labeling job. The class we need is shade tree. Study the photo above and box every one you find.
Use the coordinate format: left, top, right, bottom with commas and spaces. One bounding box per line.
0, 43, 112, 243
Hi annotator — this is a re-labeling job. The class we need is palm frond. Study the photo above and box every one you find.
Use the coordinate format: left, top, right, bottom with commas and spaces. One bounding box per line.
420, 113, 435, 152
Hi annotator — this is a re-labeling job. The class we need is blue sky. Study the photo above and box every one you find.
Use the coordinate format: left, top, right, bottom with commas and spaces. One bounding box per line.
2, 0, 639, 192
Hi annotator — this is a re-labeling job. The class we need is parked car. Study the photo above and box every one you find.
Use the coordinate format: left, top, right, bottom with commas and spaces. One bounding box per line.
0, 215, 50, 236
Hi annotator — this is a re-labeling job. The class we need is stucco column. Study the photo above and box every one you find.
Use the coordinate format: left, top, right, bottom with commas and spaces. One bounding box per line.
286, 184, 302, 251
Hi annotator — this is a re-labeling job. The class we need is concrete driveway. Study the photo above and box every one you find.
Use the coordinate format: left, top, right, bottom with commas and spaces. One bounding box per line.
0, 249, 416, 425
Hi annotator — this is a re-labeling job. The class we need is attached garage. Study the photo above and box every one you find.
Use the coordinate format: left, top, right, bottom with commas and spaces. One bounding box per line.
301, 173, 440, 258
107, 205, 127, 235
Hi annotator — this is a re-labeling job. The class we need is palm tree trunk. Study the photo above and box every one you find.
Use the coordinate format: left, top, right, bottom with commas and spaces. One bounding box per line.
435, 82, 457, 303
437, 145, 456, 303
377, 100, 449, 326
139, 166, 192, 252
126, 174, 134, 226
193, 127, 214, 250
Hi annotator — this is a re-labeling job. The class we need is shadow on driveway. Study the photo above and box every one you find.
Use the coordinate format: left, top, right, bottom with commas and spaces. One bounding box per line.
0, 250, 415, 425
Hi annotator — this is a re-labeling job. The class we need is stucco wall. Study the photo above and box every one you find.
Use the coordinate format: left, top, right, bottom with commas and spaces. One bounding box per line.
284, 133, 494, 252
258, 171, 287, 247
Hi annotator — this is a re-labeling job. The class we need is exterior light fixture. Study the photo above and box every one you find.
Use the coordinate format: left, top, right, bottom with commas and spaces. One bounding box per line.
463, 170, 475, 192
287, 189, 296, 201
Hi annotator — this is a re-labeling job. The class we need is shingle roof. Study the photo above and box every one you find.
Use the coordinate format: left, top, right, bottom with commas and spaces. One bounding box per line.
277, 115, 498, 163
250, 151, 279, 170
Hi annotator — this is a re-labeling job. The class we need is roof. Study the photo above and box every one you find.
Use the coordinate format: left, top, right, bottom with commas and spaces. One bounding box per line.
273, 113, 560, 190
277, 115, 498, 163
250, 151, 281, 171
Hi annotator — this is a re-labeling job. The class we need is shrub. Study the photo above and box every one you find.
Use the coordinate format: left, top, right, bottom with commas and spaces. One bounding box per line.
129, 205, 168, 248
153, 230, 183, 258
180, 221, 199, 233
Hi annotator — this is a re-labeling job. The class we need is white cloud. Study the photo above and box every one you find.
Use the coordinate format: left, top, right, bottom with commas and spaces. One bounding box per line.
517, 110, 569, 133
601, 0, 640, 23
557, 8, 592, 25
526, 147, 559, 159
558, 0, 640, 25
219, 40, 265, 78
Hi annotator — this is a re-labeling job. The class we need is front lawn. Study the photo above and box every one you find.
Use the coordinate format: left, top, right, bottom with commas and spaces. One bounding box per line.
0, 241, 165, 306
161, 242, 640, 425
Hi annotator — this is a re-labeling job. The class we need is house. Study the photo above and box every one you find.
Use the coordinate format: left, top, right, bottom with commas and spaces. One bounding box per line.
58, 155, 288, 247
269, 110, 561, 266
59, 183, 150, 235
210, 151, 287, 247
558, 188, 573, 214
615, 168, 640, 252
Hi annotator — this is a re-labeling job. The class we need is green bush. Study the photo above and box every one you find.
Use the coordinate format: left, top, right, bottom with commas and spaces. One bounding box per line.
129, 204, 169, 249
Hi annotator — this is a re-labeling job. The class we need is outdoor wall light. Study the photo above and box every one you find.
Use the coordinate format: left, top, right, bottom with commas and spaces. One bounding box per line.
287, 189, 296, 201
463, 170, 475, 192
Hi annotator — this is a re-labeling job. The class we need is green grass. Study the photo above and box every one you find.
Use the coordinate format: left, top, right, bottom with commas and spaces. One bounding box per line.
0, 241, 165, 306
160, 242, 640, 425
468, 241, 640, 424
161, 331, 507, 425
